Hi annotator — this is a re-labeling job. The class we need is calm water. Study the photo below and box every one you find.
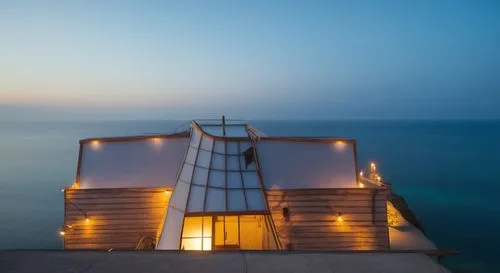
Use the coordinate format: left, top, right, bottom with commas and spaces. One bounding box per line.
0, 120, 499, 272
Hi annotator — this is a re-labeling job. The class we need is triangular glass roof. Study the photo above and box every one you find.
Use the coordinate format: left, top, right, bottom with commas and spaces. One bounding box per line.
181, 123, 267, 212
167, 121, 267, 215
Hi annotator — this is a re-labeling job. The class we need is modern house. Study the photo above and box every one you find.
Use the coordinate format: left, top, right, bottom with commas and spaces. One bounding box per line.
62, 119, 434, 252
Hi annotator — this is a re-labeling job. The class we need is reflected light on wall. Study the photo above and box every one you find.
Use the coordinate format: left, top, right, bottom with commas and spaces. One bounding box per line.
333, 141, 347, 152
150, 137, 163, 149
90, 140, 102, 151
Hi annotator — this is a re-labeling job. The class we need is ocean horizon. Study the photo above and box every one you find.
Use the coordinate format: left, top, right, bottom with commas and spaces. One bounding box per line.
1, 119, 499, 273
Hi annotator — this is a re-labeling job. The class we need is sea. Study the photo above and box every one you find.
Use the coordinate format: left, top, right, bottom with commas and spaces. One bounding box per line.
0, 120, 499, 273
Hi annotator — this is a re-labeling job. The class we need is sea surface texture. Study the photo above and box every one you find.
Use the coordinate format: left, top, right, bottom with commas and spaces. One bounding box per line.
0, 120, 498, 273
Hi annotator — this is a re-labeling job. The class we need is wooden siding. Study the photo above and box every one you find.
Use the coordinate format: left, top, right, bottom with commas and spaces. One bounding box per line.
64, 188, 171, 250
267, 188, 389, 251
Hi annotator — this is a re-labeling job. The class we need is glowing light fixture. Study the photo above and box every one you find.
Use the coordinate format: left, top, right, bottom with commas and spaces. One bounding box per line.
90, 140, 101, 151
59, 230, 65, 236
61, 188, 65, 193
164, 190, 171, 196
150, 137, 163, 149
334, 140, 347, 151
336, 213, 344, 222
85, 216, 90, 223
359, 171, 364, 177
359, 183, 365, 188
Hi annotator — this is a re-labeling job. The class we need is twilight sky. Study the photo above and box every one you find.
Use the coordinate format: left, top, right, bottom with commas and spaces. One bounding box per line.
1, 0, 499, 120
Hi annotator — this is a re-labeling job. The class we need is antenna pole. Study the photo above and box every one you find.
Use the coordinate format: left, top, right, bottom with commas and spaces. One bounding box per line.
222, 115, 226, 136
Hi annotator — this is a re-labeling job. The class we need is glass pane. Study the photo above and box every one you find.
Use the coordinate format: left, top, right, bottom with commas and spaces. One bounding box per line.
190, 129, 202, 147
239, 141, 252, 152
179, 163, 194, 182
227, 156, 240, 171
203, 217, 212, 237
214, 217, 224, 247
212, 153, 225, 170
214, 141, 225, 154
196, 149, 212, 168
203, 238, 212, 251
242, 172, 260, 188
201, 125, 223, 136
187, 185, 206, 212
185, 146, 198, 164
245, 189, 266, 211
205, 188, 226, 211
170, 180, 190, 210
181, 238, 202, 251
200, 135, 213, 151
225, 216, 239, 245
240, 156, 256, 170
227, 172, 243, 188
192, 167, 209, 186
182, 217, 203, 238
226, 142, 239, 155
208, 170, 225, 188
240, 215, 264, 250
228, 190, 246, 211
225, 126, 248, 137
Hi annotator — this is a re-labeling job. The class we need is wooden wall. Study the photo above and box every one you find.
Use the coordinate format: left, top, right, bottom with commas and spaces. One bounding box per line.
267, 188, 389, 250
64, 188, 171, 250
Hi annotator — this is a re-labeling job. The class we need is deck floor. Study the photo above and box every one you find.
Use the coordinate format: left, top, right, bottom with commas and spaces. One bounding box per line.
0, 251, 450, 273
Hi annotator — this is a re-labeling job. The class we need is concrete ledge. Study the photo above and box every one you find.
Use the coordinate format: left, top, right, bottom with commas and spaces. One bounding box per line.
0, 251, 451, 273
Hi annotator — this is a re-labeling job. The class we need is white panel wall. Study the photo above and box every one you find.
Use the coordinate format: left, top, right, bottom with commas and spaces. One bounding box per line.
79, 137, 189, 189
257, 140, 357, 189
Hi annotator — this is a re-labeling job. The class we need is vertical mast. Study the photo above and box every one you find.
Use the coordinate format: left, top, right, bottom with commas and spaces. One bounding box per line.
222, 115, 226, 136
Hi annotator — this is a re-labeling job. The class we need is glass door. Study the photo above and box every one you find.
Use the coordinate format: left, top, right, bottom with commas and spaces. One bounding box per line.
213, 216, 240, 250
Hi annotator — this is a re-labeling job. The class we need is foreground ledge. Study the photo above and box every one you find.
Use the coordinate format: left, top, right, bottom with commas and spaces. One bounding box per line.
0, 250, 455, 273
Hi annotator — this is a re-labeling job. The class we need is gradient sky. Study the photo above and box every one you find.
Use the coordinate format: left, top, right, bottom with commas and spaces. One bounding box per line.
1, 0, 499, 120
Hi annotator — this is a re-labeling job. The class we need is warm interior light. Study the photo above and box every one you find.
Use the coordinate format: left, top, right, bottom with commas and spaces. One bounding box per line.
71, 182, 79, 189
376, 175, 381, 181
165, 190, 171, 196
359, 183, 365, 188
85, 217, 90, 223
370, 162, 376, 170
59, 231, 65, 236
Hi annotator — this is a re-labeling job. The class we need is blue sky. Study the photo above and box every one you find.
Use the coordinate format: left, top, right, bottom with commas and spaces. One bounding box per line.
1, 0, 499, 120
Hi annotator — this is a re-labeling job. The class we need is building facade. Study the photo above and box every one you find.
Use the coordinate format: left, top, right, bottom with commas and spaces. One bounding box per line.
63, 120, 389, 250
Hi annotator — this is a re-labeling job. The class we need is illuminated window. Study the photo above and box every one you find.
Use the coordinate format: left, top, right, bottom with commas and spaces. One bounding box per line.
181, 216, 212, 250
